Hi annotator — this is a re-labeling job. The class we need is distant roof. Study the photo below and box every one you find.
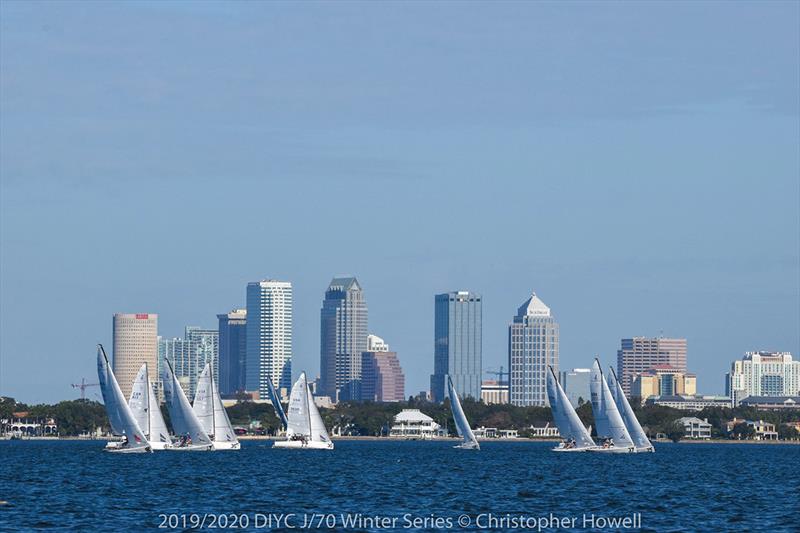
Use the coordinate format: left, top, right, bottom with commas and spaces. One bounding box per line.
517, 292, 551, 317
393, 409, 433, 422
740, 396, 800, 405
328, 277, 361, 291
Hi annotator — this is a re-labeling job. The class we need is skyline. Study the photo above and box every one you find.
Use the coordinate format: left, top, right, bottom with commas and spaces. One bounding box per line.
1, 2, 799, 403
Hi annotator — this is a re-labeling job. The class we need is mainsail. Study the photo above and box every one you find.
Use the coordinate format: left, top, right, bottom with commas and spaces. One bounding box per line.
286, 372, 330, 443
608, 367, 653, 451
546, 367, 595, 448
96, 345, 150, 451
162, 359, 212, 446
589, 359, 634, 448
447, 375, 479, 449
193, 363, 238, 444
147, 372, 170, 444
129, 364, 151, 436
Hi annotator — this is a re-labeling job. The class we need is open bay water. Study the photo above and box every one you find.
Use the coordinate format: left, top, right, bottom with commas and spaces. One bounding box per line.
0, 440, 796, 532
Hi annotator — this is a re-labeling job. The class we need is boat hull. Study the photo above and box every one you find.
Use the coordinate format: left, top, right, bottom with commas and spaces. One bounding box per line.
552, 446, 597, 452
212, 441, 241, 450
273, 439, 334, 450
589, 446, 636, 454
166, 443, 214, 452
104, 445, 152, 454
454, 442, 480, 450
149, 441, 171, 451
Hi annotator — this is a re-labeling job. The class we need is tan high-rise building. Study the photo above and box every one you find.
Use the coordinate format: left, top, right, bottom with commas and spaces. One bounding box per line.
113, 313, 158, 399
631, 365, 696, 402
361, 335, 405, 402
617, 337, 687, 395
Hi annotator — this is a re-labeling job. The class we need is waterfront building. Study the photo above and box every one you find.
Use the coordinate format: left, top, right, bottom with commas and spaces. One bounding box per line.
726, 351, 800, 406
559, 368, 590, 408
508, 293, 558, 407
430, 291, 482, 403
725, 418, 778, 440
676, 417, 712, 439
645, 394, 732, 411
113, 313, 158, 400
361, 334, 405, 402
528, 423, 560, 438
217, 309, 247, 395
631, 365, 696, 402
738, 396, 800, 410
246, 280, 293, 400
389, 409, 442, 439
320, 277, 368, 402
481, 380, 509, 405
617, 337, 687, 395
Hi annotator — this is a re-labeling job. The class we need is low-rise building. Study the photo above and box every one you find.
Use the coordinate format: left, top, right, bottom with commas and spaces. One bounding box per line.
498, 429, 518, 439
645, 394, 732, 410
528, 423, 560, 438
473, 426, 497, 438
725, 418, 779, 440
389, 409, 442, 439
1, 416, 58, 437
631, 365, 696, 402
481, 380, 509, 405
676, 417, 712, 439
738, 396, 800, 410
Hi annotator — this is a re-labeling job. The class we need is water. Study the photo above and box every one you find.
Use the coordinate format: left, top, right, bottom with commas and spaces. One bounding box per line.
0, 440, 796, 531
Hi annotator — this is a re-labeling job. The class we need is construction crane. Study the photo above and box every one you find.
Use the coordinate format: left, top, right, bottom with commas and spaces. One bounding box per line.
71, 378, 99, 400
485, 366, 509, 385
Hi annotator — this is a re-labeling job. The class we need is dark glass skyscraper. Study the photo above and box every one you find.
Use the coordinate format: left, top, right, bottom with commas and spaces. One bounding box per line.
320, 277, 368, 402
217, 309, 247, 395
430, 291, 482, 403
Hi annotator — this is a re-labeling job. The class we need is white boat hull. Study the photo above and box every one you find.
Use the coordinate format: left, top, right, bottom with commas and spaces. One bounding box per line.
104, 445, 152, 453
149, 441, 172, 451
552, 446, 597, 452
211, 440, 241, 450
454, 442, 480, 450
166, 443, 214, 452
589, 446, 636, 454
273, 439, 334, 450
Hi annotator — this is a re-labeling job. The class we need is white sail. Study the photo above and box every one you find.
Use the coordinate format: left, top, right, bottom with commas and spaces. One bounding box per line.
589, 359, 634, 449
96, 345, 150, 452
162, 359, 212, 447
192, 365, 215, 436
128, 364, 151, 436
447, 375, 479, 450
608, 367, 653, 452
147, 375, 170, 445
211, 365, 238, 445
546, 367, 595, 449
285, 372, 312, 439
306, 379, 331, 444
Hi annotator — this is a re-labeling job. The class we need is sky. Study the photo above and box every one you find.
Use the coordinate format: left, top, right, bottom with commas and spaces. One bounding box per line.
1, 1, 798, 404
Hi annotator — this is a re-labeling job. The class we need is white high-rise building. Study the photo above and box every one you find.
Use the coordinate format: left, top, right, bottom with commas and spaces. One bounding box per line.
246, 280, 293, 400
508, 293, 559, 407
113, 313, 158, 400
158, 327, 218, 399
727, 351, 800, 406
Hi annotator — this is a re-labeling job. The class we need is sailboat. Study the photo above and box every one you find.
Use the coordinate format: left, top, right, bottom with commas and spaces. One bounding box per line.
607, 367, 654, 453
128, 363, 171, 450
447, 375, 479, 450
162, 359, 214, 451
588, 358, 635, 453
193, 363, 240, 450
266, 374, 288, 431
273, 372, 333, 450
546, 367, 597, 452
96, 345, 152, 453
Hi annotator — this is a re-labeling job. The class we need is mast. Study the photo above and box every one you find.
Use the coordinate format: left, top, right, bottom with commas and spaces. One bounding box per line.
144, 362, 151, 437
209, 361, 216, 439
303, 373, 312, 438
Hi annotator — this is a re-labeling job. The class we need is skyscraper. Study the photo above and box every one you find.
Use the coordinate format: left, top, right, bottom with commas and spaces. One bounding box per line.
246, 280, 293, 400
559, 368, 590, 408
159, 327, 218, 398
112, 313, 158, 400
508, 293, 559, 407
430, 291, 482, 403
361, 334, 405, 402
217, 309, 247, 395
617, 337, 687, 396
727, 351, 800, 406
320, 276, 368, 402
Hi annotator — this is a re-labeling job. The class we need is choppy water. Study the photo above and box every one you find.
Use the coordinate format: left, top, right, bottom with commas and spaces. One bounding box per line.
0, 440, 796, 532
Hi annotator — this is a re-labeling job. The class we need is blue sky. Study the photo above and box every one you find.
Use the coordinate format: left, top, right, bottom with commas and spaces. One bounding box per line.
1, 1, 798, 403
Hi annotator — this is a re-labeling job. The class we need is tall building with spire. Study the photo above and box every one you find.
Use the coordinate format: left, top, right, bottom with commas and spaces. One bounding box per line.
246, 280, 293, 400
320, 276, 368, 401
430, 291, 482, 403
508, 293, 559, 407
